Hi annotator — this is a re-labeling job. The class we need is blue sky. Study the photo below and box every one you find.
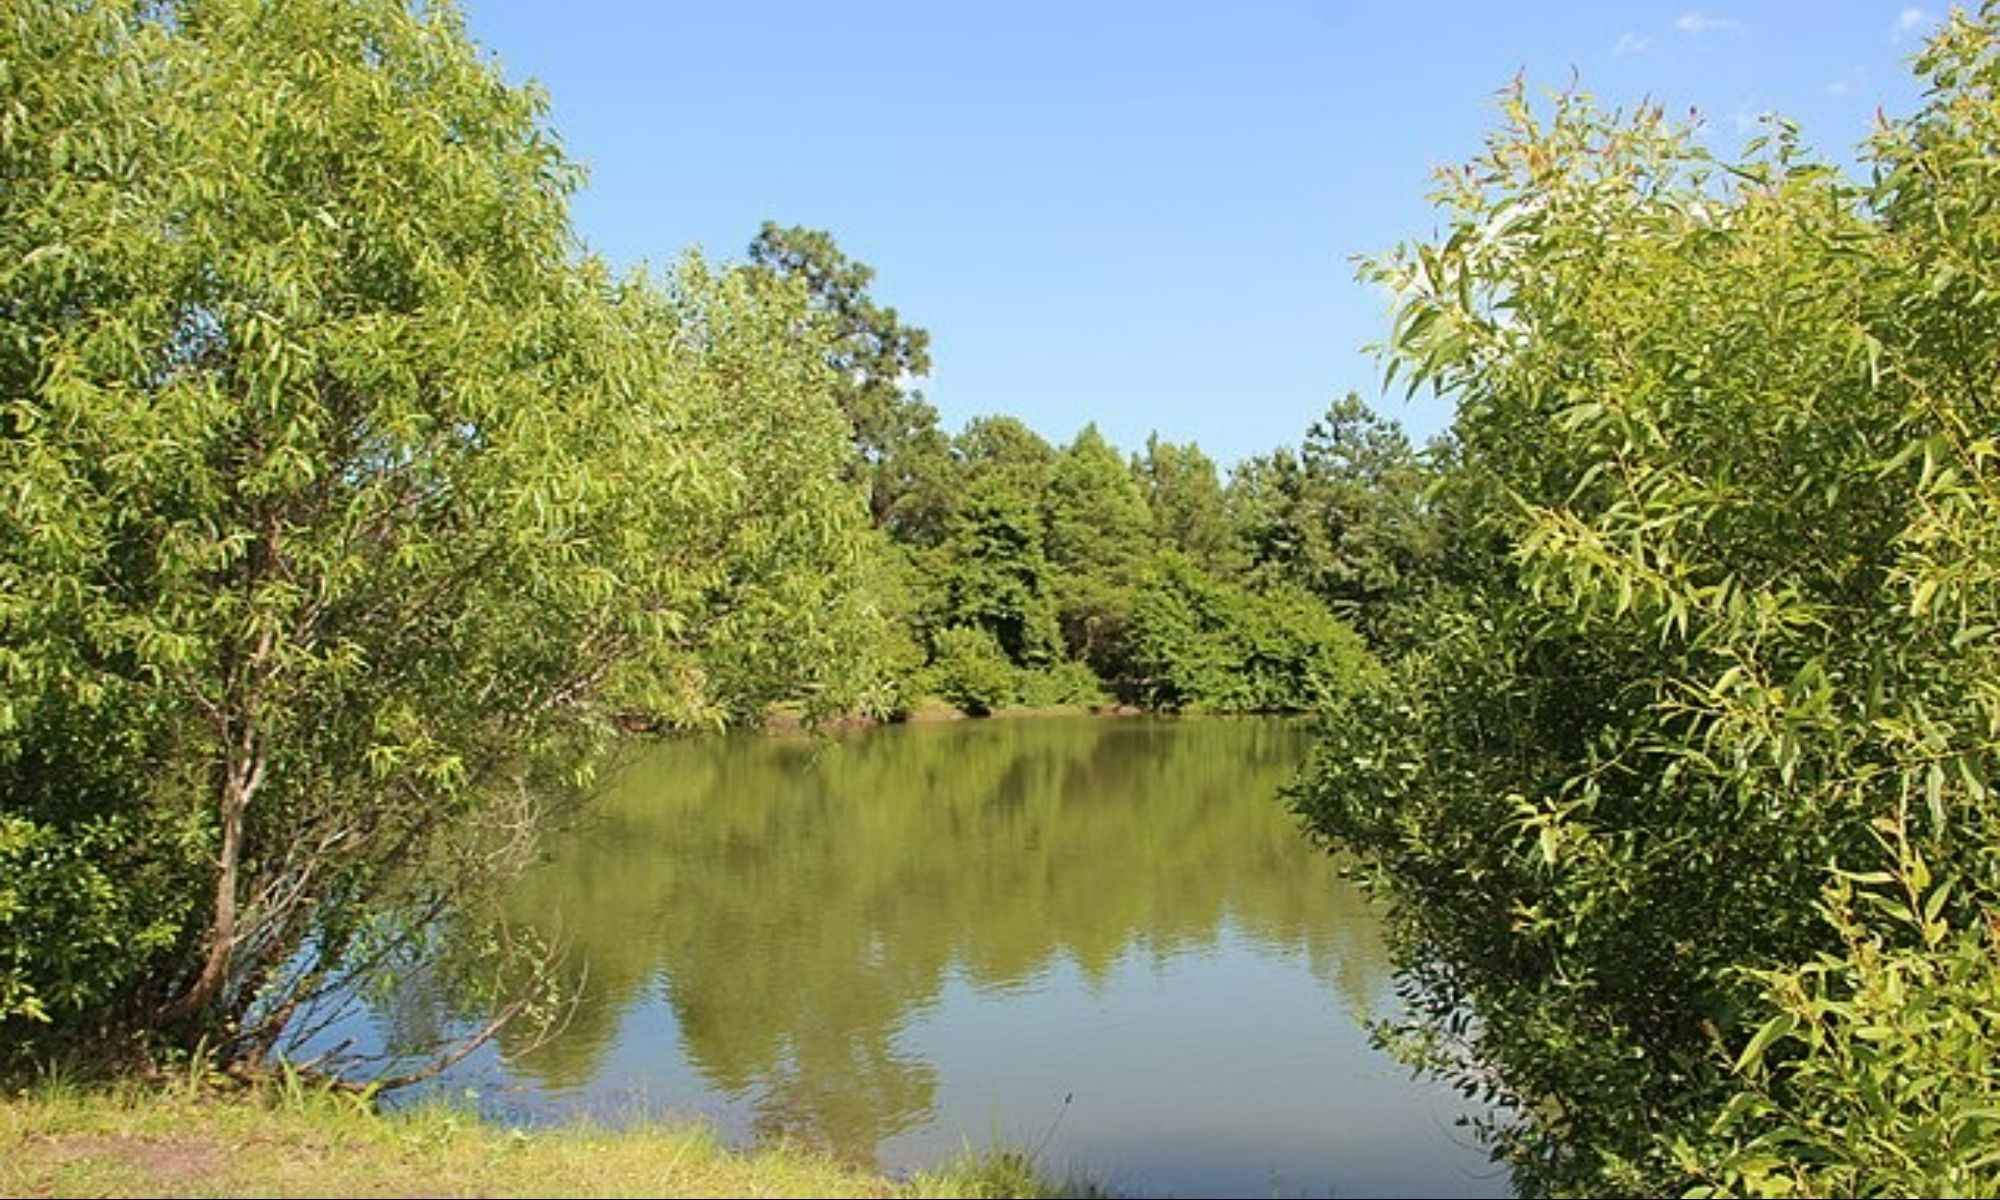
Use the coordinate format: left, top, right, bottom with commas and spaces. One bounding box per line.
462, 2, 1942, 464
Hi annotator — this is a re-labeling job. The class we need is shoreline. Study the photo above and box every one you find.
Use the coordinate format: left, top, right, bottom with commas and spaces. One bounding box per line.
3, 1083, 1090, 1199
757, 699, 1320, 736
759, 698, 1150, 735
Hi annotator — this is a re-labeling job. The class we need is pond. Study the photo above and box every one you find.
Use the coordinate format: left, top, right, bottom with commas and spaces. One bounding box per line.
353, 716, 1507, 1198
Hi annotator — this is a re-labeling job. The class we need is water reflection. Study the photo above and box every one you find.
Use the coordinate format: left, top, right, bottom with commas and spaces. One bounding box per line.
505, 721, 1373, 1136
422, 717, 1497, 1197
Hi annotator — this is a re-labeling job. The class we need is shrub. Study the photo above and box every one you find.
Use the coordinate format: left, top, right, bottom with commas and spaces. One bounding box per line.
1016, 660, 1109, 709
923, 626, 1019, 716
1124, 553, 1372, 712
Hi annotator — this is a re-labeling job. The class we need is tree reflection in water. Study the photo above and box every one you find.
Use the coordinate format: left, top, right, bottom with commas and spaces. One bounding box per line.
485, 717, 1390, 1159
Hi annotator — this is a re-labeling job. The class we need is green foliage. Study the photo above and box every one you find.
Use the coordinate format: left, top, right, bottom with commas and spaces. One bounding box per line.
0, 813, 202, 1028
1015, 659, 1109, 708
915, 631, 1103, 717
1125, 553, 1373, 713
933, 475, 1063, 670
922, 626, 1019, 716
1133, 434, 1240, 576
1292, 13, 2000, 1194
827, 537, 930, 723
1682, 821, 2000, 1199
954, 415, 1058, 493
1232, 394, 1441, 645
1043, 424, 1155, 672
0, 0, 871, 1061
874, 425, 959, 548
743, 223, 938, 528
727, 230, 1398, 720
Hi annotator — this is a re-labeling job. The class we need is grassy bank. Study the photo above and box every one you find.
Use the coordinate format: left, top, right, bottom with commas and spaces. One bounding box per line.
2, 1081, 1086, 1199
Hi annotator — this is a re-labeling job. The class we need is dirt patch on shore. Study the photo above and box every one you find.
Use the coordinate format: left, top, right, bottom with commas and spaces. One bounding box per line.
33, 1131, 222, 1187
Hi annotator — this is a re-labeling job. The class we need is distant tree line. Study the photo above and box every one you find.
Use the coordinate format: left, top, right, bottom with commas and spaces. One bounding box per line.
745, 221, 1415, 718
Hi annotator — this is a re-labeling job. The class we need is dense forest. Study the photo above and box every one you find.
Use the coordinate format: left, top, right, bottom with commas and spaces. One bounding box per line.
6, 0, 2000, 1197
738, 219, 1417, 721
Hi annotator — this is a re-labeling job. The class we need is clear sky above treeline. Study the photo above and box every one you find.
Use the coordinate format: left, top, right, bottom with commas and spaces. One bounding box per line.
463, 1, 1935, 464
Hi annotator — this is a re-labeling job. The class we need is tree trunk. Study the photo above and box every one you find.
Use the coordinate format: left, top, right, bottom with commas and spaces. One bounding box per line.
162, 746, 265, 1024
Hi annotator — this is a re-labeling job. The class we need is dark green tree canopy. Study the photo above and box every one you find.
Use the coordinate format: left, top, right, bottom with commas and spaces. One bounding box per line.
1134, 434, 1238, 576
744, 223, 938, 524
935, 476, 1062, 669
1234, 394, 1439, 641
1125, 553, 1372, 713
953, 415, 1057, 487
1043, 425, 1155, 667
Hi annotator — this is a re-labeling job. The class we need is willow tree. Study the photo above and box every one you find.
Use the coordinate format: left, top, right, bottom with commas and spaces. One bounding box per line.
0, 0, 870, 1069
1293, 12, 2000, 1195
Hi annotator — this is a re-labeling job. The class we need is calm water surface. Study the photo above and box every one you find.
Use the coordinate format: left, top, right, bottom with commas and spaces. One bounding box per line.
364, 717, 1506, 1198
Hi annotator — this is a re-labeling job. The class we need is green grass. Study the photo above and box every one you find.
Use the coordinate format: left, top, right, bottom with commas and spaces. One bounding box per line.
1, 1077, 1096, 1199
